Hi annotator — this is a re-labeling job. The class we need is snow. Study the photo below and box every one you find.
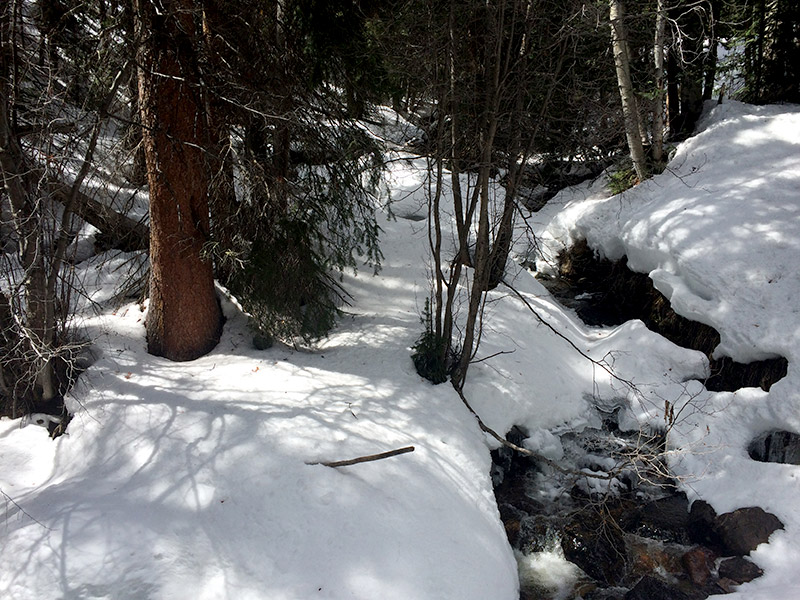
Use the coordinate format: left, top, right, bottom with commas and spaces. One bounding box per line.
531, 100, 800, 598
2, 99, 800, 598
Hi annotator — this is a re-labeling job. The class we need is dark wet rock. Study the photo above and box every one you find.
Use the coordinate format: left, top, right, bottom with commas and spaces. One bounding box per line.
496, 487, 545, 517
687, 500, 720, 547
688, 501, 783, 556
623, 493, 691, 544
584, 590, 626, 600
706, 356, 788, 393
748, 430, 800, 465
493, 437, 545, 527
682, 546, 716, 586
716, 507, 783, 556
718, 556, 764, 583
517, 514, 561, 554
541, 240, 789, 393
503, 518, 521, 546
491, 421, 781, 600
491, 427, 532, 486
626, 535, 684, 584
624, 575, 692, 600
561, 511, 627, 585
574, 581, 600, 598
715, 577, 739, 593
494, 478, 545, 523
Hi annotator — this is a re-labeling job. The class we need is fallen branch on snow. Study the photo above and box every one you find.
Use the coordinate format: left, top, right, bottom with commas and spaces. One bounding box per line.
307, 446, 415, 468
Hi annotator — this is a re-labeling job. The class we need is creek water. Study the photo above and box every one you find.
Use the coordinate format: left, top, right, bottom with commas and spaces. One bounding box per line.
491, 413, 706, 599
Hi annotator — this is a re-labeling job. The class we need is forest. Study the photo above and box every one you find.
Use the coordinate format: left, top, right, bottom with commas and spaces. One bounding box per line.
2, 0, 798, 423
2, 1, 800, 599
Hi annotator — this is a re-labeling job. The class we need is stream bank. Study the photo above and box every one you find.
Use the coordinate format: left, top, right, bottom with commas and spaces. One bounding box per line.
494, 239, 788, 599
537, 239, 788, 392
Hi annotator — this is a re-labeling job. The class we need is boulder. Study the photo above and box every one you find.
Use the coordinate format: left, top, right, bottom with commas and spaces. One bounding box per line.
561, 511, 627, 585
687, 500, 720, 547
623, 493, 691, 544
688, 501, 783, 556
716, 507, 783, 556
718, 556, 764, 583
626, 535, 683, 583
517, 514, 560, 554
681, 546, 716, 586
748, 430, 800, 465
624, 575, 692, 600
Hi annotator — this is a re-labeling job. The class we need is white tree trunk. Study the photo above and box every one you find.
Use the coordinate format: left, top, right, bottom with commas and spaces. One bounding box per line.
610, 0, 648, 181
652, 0, 667, 163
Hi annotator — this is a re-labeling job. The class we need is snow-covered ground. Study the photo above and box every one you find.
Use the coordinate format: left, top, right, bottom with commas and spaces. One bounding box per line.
2, 100, 799, 599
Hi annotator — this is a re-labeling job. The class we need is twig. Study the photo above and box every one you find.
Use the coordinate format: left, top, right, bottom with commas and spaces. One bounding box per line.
470, 349, 515, 365
1, 488, 52, 530
307, 446, 415, 468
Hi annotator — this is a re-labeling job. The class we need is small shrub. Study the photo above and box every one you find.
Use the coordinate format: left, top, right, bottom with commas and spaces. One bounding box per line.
225, 221, 344, 343
607, 165, 637, 194
411, 299, 451, 384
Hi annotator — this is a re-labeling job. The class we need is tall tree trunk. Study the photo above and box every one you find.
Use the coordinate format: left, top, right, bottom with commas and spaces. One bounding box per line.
200, 0, 237, 282
452, 0, 505, 389
703, 0, 722, 101
487, 33, 565, 291
273, 0, 291, 214
666, 45, 680, 136
652, 0, 667, 162
753, 0, 767, 101
610, 0, 648, 181
1, 2, 58, 411
135, 0, 222, 361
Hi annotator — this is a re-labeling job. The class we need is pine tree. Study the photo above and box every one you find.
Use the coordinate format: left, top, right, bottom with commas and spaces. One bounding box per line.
134, 0, 223, 360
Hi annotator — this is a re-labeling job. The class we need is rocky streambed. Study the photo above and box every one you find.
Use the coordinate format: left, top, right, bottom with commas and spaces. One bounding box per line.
492, 418, 783, 600
495, 239, 791, 599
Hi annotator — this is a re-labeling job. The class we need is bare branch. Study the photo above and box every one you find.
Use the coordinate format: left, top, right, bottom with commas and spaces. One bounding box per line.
307, 446, 415, 468
1, 487, 52, 531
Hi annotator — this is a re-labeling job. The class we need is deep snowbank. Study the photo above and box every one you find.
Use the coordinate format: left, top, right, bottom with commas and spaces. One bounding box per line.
0, 158, 520, 599
534, 100, 800, 599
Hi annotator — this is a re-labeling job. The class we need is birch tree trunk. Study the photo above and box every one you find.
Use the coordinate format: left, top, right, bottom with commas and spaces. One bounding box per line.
652, 0, 667, 163
610, 0, 648, 181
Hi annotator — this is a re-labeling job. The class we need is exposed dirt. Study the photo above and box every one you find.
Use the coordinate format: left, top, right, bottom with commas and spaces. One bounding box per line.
537, 239, 788, 393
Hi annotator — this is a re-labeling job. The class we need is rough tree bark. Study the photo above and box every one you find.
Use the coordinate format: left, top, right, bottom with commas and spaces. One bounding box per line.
135, 0, 223, 361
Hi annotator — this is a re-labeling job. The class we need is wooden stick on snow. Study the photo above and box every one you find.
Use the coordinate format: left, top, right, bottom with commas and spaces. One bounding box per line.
307, 446, 415, 468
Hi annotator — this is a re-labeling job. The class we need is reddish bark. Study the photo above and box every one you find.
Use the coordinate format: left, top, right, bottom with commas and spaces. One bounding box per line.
135, 0, 222, 361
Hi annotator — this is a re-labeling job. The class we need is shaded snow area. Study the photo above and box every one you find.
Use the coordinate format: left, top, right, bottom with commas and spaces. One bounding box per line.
2, 100, 800, 599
